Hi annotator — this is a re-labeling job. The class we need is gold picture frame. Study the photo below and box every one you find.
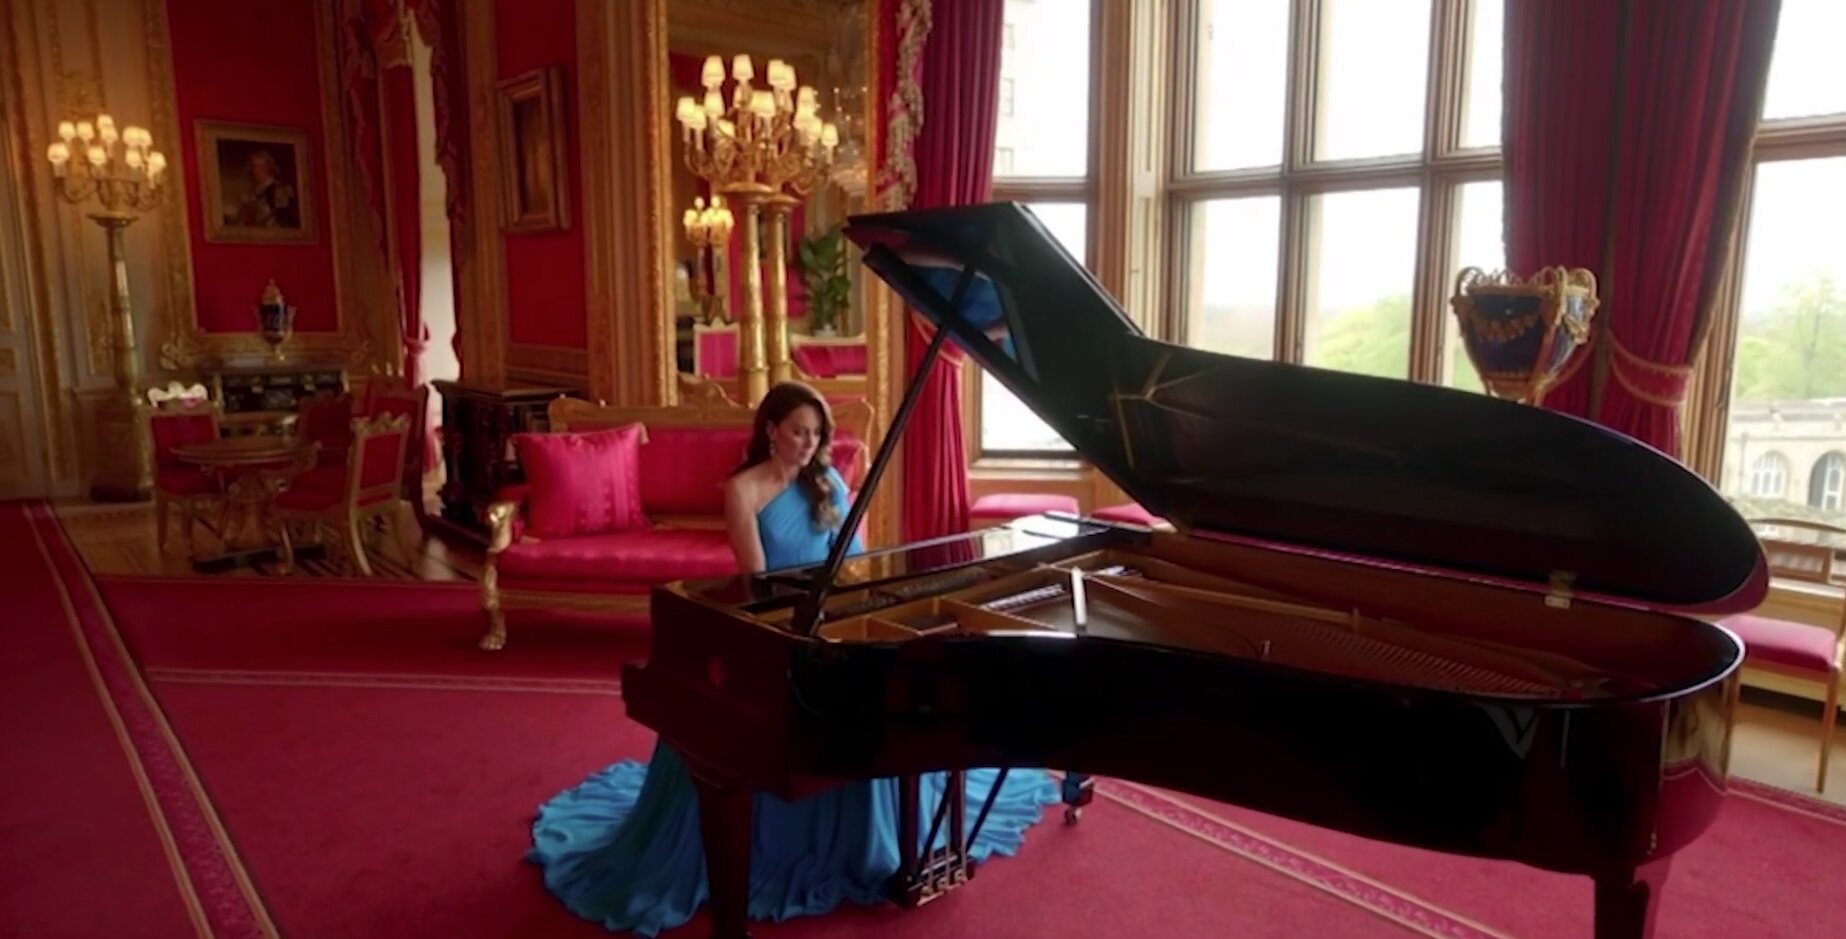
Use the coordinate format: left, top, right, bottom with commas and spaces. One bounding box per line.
496, 65, 572, 233
194, 120, 318, 245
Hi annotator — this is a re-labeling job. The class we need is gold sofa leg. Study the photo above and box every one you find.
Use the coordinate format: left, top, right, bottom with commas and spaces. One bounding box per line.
479, 500, 517, 652
481, 563, 507, 652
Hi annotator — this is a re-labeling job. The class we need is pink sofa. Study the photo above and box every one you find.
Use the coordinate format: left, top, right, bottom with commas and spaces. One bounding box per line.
480, 395, 872, 650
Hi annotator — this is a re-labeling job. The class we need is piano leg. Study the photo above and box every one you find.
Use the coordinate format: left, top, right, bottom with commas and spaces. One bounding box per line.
1061, 772, 1094, 825
692, 773, 754, 939
1593, 858, 1671, 939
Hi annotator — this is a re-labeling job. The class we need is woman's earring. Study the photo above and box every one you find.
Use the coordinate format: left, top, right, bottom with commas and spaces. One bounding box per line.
768, 440, 777, 457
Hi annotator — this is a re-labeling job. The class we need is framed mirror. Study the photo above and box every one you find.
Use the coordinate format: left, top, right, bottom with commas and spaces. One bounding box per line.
661, 0, 877, 407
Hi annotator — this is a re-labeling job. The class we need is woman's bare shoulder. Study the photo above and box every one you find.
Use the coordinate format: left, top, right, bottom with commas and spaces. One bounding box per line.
723, 465, 769, 512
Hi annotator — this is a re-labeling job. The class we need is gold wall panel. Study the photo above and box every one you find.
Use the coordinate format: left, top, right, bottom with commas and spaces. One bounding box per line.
0, 391, 25, 485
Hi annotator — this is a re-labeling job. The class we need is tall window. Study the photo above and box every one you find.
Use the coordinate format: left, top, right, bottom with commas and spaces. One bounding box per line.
1172, 0, 1503, 388
1714, 0, 1846, 524
979, 0, 1095, 457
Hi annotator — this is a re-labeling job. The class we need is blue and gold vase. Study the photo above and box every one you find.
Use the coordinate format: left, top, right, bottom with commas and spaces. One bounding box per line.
1449, 267, 1598, 406
256, 279, 295, 361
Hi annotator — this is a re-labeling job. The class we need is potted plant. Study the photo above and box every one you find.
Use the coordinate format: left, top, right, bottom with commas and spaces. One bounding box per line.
798, 225, 852, 337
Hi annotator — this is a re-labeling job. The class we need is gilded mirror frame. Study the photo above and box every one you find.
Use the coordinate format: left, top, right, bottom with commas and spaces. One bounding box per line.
652, 0, 888, 414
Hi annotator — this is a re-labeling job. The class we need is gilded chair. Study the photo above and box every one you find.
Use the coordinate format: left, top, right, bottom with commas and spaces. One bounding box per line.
296, 389, 356, 471
362, 380, 433, 540
1719, 517, 1845, 791
145, 386, 223, 551
275, 412, 412, 576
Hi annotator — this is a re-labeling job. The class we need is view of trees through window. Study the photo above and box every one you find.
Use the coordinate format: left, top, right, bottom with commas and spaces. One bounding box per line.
977, 0, 1844, 502
1714, 0, 1846, 523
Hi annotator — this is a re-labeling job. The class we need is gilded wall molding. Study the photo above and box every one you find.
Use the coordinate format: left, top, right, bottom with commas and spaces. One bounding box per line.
142, 0, 379, 372
876, 0, 929, 212
583, 0, 670, 406
4, 0, 77, 484
455, 0, 507, 388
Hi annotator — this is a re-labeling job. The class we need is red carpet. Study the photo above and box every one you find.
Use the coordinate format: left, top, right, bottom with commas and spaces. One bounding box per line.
15, 499, 1846, 938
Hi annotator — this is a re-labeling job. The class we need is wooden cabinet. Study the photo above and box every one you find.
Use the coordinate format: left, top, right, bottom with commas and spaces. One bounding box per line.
206, 363, 350, 414
431, 380, 580, 540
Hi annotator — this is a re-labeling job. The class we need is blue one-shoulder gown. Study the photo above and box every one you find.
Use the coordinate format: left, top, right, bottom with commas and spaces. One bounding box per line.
528, 467, 1061, 936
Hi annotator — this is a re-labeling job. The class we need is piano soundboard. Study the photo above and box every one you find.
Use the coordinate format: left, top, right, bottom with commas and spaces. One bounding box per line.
791, 550, 1632, 701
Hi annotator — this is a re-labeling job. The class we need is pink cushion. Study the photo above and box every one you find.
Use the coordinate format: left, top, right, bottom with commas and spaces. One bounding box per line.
970, 493, 1079, 520
497, 528, 737, 583
1722, 613, 1841, 673
1093, 501, 1163, 527
513, 425, 649, 539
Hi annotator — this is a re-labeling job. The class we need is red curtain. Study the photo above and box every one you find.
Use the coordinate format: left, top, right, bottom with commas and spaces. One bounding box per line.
900, 0, 1005, 543
1594, 0, 1780, 455
1506, 0, 1781, 454
1502, 0, 1625, 420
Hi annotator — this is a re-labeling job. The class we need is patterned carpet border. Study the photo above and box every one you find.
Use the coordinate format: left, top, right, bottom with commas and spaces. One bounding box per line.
29, 504, 278, 939
142, 667, 623, 696
1098, 780, 1510, 939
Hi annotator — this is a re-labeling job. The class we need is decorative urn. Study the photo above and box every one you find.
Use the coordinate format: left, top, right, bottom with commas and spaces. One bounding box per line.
255, 278, 295, 360
1448, 267, 1599, 406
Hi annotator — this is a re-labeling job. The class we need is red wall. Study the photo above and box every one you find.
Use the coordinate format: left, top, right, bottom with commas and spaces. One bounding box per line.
496, 0, 587, 349
168, 1, 338, 334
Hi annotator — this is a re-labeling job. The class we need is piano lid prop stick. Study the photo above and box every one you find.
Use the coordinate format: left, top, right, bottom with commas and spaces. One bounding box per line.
790, 264, 973, 636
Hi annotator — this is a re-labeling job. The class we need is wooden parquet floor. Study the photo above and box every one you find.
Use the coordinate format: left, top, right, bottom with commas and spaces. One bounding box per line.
52, 499, 481, 582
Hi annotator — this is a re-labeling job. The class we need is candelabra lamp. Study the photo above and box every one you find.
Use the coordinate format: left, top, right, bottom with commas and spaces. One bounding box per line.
1449, 267, 1599, 407
46, 113, 170, 501
681, 195, 735, 324
675, 54, 837, 405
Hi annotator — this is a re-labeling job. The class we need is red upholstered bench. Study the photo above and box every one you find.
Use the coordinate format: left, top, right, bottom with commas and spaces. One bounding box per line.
970, 492, 1079, 529
1091, 501, 1169, 529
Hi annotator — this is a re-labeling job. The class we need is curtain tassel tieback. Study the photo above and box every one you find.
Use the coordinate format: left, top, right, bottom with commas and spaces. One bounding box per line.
1607, 329, 1693, 409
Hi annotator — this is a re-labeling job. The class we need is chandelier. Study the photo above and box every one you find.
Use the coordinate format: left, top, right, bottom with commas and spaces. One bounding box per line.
674, 54, 838, 198
46, 114, 169, 215
681, 194, 735, 247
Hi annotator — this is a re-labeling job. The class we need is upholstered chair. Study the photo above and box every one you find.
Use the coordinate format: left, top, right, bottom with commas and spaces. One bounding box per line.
145, 389, 224, 551
1719, 517, 1845, 791
275, 412, 412, 576
296, 390, 356, 471
361, 380, 432, 540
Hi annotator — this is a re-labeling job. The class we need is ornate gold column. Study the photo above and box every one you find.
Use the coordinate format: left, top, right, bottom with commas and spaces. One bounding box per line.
89, 212, 152, 499
763, 193, 800, 386
728, 189, 773, 405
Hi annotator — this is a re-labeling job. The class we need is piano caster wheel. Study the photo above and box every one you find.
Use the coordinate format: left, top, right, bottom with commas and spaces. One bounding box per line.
1064, 806, 1082, 826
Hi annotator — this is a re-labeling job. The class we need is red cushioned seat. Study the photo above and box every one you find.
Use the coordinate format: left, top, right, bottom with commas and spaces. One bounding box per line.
1092, 501, 1163, 527
1721, 613, 1842, 672
970, 493, 1079, 521
154, 468, 220, 496
496, 528, 737, 583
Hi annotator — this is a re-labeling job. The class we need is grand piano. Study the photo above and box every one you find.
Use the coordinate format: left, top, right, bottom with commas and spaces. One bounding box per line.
621, 202, 1767, 939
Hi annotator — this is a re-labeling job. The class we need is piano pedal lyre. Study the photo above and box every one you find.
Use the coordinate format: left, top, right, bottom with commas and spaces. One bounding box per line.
1061, 771, 1094, 825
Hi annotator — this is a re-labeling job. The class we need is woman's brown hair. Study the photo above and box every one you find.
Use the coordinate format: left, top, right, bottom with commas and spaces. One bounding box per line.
731, 381, 840, 529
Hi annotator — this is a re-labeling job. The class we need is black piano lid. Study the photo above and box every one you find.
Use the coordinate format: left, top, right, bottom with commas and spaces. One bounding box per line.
842, 201, 1769, 616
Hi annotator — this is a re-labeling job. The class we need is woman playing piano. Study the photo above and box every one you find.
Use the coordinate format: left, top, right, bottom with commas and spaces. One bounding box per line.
524, 381, 1061, 935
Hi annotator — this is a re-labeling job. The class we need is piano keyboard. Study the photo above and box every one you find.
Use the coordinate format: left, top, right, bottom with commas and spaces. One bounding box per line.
978, 571, 1572, 699
823, 567, 1005, 620
984, 566, 1139, 614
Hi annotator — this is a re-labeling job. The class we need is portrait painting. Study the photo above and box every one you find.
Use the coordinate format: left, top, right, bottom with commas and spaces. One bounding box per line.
496, 66, 571, 233
194, 120, 316, 245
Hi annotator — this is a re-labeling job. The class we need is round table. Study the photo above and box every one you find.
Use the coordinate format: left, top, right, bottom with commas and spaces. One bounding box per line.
172, 436, 316, 572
